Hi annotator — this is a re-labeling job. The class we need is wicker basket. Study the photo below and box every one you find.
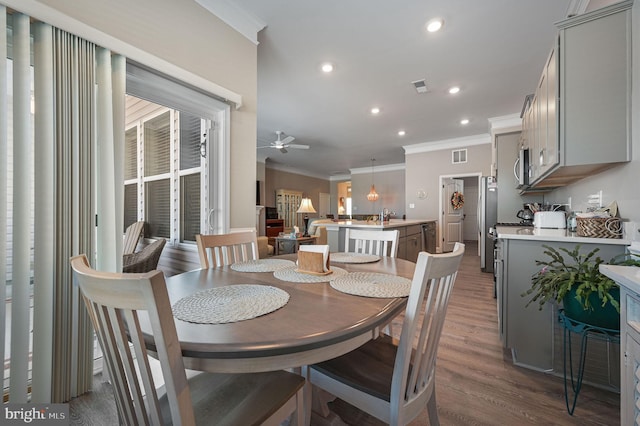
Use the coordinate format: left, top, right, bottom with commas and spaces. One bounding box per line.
576, 217, 622, 239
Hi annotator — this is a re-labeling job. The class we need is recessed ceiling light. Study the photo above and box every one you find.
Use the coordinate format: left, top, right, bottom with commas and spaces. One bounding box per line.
398, 130, 406, 136
448, 86, 460, 94
426, 18, 444, 33
321, 62, 334, 73
371, 107, 380, 115
460, 119, 470, 125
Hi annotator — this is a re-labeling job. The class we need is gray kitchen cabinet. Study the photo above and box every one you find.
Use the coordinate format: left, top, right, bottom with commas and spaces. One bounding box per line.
530, 47, 557, 182
422, 221, 437, 254
397, 227, 407, 260
526, 0, 632, 189
599, 265, 640, 423
405, 224, 422, 262
621, 288, 640, 424
498, 237, 625, 381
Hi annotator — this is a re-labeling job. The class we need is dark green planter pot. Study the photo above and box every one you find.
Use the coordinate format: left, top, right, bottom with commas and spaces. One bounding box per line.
562, 286, 620, 331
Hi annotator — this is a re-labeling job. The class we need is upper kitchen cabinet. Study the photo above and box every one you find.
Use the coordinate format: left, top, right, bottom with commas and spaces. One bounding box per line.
526, 0, 632, 190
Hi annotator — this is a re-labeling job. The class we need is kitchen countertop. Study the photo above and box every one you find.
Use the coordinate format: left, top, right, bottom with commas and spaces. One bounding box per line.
600, 264, 640, 295
323, 219, 436, 230
496, 225, 632, 245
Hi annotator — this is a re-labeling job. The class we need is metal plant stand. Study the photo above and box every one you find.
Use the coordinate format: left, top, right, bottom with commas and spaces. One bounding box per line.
558, 309, 620, 415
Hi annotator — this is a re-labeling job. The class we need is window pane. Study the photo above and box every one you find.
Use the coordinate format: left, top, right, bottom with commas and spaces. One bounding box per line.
144, 111, 170, 176
145, 179, 170, 238
124, 184, 137, 232
180, 112, 201, 170
124, 127, 137, 180
181, 174, 201, 242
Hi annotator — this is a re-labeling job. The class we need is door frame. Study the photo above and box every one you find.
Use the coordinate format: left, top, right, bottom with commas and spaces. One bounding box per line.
438, 172, 483, 254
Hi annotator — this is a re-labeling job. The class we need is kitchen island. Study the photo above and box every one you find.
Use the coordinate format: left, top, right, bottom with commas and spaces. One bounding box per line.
495, 226, 630, 389
319, 219, 437, 262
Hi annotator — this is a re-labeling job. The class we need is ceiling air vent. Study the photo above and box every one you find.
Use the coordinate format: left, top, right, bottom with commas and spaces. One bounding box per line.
412, 79, 428, 94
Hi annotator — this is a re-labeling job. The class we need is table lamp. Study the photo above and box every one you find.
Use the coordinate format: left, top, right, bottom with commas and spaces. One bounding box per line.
297, 198, 316, 237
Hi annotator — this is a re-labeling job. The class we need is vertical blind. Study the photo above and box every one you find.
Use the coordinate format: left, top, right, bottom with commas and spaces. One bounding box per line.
1, 6, 125, 402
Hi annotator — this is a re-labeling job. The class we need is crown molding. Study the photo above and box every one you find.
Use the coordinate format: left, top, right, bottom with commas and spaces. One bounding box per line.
194, 0, 266, 45
350, 163, 406, 176
488, 113, 522, 132
265, 162, 330, 181
403, 133, 491, 155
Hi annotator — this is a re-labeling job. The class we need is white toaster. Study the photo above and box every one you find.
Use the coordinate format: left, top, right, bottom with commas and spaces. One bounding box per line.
534, 211, 567, 229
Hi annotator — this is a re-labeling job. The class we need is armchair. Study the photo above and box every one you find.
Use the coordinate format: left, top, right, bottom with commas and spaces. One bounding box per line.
122, 239, 166, 273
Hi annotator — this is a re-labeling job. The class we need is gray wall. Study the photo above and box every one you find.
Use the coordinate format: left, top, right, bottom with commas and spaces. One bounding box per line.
264, 167, 330, 221
350, 168, 406, 218
404, 143, 492, 221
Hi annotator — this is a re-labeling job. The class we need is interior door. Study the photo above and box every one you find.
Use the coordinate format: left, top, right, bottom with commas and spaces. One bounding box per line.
442, 178, 464, 252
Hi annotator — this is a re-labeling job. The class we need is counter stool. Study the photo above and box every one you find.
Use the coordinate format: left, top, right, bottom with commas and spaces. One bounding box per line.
558, 309, 620, 415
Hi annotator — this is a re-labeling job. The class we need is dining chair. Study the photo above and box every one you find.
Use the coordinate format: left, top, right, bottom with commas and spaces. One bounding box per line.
122, 238, 166, 273
345, 228, 399, 257
71, 254, 305, 426
123, 221, 145, 255
306, 242, 465, 426
196, 230, 259, 268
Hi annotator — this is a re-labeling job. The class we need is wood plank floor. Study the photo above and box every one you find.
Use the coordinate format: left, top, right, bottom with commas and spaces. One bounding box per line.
69, 244, 619, 425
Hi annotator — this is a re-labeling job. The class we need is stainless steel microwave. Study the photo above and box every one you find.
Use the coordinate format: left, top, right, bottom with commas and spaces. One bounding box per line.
515, 148, 529, 188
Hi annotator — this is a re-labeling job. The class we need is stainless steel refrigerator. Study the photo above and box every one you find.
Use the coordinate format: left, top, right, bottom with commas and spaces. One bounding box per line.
479, 176, 497, 273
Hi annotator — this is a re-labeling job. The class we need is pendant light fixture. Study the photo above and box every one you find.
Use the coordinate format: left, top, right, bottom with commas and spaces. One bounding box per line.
366, 158, 379, 202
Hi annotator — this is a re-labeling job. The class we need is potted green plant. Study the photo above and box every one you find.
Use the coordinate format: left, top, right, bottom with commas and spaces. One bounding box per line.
522, 244, 640, 330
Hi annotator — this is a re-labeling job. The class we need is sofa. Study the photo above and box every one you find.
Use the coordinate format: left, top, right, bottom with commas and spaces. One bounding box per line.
308, 218, 333, 245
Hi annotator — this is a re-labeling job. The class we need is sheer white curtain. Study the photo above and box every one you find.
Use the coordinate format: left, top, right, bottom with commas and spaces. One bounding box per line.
1, 8, 125, 402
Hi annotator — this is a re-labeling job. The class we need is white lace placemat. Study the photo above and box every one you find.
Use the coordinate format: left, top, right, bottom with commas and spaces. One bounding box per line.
273, 266, 348, 283
330, 272, 412, 298
172, 284, 289, 324
330, 252, 381, 264
230, 259, 296, 272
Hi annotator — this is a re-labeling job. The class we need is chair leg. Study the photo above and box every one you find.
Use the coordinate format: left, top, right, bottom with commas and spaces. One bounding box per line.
427, 390, 440, 426
294, 387, 305, 426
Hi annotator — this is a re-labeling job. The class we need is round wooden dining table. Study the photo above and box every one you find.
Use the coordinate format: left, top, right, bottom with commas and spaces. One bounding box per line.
147, 254, 415, 374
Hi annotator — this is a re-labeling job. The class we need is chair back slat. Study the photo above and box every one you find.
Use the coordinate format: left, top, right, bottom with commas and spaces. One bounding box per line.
71, 255, 195, 426
391, 243, 464, 412
345, 229, 399, 257
123, 221, 145, 255
196, 231, 259, 268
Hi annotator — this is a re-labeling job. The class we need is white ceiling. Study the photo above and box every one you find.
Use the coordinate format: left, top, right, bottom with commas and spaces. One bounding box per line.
216, 0, 579, 178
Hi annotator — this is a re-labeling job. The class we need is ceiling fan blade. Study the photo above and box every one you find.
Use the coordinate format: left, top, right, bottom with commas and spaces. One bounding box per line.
279, 147, 288, 153
257, 145, 272, 149
287, 144, 310, 150
281, 136, 295, 144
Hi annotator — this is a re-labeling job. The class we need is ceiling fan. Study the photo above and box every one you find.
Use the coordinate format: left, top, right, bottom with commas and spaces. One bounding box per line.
258, 131, 309, 153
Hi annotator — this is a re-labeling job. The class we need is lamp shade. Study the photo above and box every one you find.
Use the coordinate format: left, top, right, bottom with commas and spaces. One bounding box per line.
297, 198, 316, 214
